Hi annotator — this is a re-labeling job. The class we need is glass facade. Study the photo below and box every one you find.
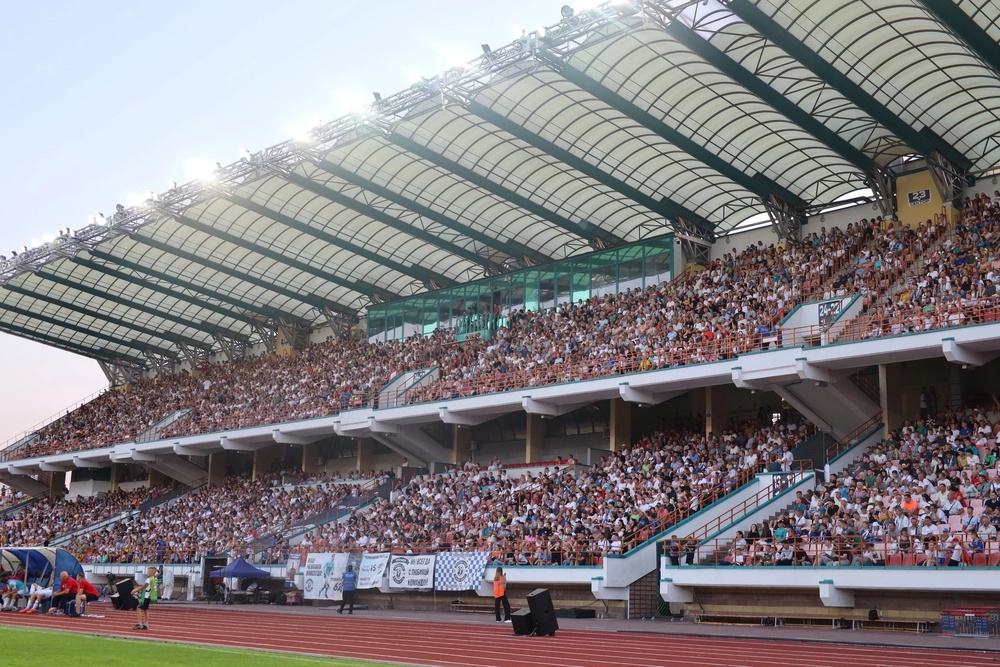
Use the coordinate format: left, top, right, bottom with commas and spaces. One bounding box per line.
365, 235, 674, 342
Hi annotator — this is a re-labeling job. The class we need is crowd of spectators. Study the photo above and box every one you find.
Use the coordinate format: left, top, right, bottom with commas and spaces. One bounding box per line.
859, 195, 1000, 337
0, 214, 887, 462
294, 416, 813, 566
719, 402, 1000, 567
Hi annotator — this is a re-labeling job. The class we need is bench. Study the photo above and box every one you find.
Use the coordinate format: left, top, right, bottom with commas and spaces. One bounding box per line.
686, 604, 844, 628
451, 603, 495, 614
841, 610, 939, 633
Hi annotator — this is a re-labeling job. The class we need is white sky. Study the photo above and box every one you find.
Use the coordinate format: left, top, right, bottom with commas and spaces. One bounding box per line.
0, 0, 575, 442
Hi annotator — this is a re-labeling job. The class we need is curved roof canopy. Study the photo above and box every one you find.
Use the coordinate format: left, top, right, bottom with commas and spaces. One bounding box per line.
3, 0, 1000, 375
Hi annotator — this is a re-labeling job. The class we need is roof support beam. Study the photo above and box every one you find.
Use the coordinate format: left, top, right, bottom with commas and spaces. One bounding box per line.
916, 0, 1000, 80
726, 0, 960, 162
316, 160, 550, 265
281, 172, 497, 273
0, 318, 146, 368
389, 132, 621, 248
2, 283, 206, 352
222, 195, 454, 290
88, 249, 291, 325
654, 18, 875, 174
74, 253, 263, 331
98, 359, 145, 386
536, 50, 808, 211
33, 269, 215, 349
126, 234, 356, 318
464, 98, 716, 238
0, 301, 177, 359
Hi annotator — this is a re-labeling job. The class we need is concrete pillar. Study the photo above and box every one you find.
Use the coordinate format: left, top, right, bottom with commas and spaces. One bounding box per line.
609, 398, 632, 453
302, 443, 320, 476
48, 471, 66, 499
879, 363, 903, 438
253, 444, 283, 481
148, 467, 167, 488
357, 437, 375, 473
526, 413, 546, 463
110, 463, 127, 491
705, 386, 727, 437
208, 453, 227, 488
452, 425, 471, 466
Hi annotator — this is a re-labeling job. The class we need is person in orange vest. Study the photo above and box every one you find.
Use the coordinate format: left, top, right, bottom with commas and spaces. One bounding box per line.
493, 567, 511, 623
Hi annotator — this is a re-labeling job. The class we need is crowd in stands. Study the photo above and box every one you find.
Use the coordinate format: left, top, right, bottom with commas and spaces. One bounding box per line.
719, 402, 1000, 567
0, 214, 890, 461
860, 194, 1000, 337
0, 485, 24, 512
295, 417, 812, 566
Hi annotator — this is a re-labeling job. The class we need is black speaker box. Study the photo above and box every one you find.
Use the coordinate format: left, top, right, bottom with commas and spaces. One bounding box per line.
111, 580, 138, 611
510, 608, 534, 636
526, 588, 559, 636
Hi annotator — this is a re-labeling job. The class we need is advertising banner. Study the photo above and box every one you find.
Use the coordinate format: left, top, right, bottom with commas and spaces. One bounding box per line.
387, 554, 436, 590
303, 552, 349, 600
357, 553, 390, 589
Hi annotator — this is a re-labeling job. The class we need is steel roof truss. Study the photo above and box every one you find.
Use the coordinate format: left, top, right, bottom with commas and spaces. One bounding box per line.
2, 283, 200, 352
0, 317, 146, 368
388, 132, 616, 249
927, 150, 970, 207
317, 160, 550, 265
72, 255, 258, 333
224, 195, 453, 291
214, 332, 250, 362
145, 350, 178, 376
126, 233, 349, 318
916, 0, 1000, 80
725, 0, 967, 165
98, 359, 145, 386
280, 172, 492, 273
35, 268, 215, 350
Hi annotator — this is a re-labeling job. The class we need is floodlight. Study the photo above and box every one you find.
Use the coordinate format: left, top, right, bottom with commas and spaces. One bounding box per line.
481, 44, 491, 55
241, 148, 252, 161
168, 180, 178, 190
372, 92, 382, 103
561, 5, 574, 19
185, 158, 221, 182
116, 204, 126, 213
30, 240, 41, 249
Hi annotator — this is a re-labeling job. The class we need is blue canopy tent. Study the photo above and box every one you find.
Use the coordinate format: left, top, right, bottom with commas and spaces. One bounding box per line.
209, 557, 269, 579
0, 547, 83, 584
209, 558, 270, 603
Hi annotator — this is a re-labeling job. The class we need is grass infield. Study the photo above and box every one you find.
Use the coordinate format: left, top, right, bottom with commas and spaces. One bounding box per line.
0, 627, 394, 666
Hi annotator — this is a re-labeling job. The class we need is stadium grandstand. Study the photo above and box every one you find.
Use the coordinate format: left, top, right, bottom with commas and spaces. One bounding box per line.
3, 0, 1000, 627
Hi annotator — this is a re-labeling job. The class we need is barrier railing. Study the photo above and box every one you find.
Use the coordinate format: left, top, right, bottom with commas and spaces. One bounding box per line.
825, 412, 883, 463
667, 534, 1000, 568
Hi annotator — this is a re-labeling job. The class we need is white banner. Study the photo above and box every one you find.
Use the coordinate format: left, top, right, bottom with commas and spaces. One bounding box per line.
303, 552, 349, 600
388, 554, 436, 590
357, 553, 390, 589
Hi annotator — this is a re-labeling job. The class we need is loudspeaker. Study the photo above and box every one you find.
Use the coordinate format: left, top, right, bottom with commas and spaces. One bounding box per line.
111, 580, 138, 611
510, 608, 534, 636
526, 588, 559, 636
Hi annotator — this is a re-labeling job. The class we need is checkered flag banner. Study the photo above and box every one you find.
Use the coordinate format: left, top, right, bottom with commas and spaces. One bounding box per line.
434, 552, 489, 591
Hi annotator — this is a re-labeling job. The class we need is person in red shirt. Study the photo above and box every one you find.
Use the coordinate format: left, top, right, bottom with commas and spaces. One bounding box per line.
74, 574, 100, 616
48, 572, 79, 615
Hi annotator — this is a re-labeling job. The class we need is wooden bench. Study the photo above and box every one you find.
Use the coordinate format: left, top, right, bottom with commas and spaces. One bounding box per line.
450, 602, 521, 615
685, 604, 844, 628
841, 610, 939, 633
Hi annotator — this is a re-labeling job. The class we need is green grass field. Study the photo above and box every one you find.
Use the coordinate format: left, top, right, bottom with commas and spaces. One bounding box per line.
0, 627, 394, 667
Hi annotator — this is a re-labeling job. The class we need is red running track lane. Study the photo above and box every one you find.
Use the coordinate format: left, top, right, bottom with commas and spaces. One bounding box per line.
0, 606, 996, 667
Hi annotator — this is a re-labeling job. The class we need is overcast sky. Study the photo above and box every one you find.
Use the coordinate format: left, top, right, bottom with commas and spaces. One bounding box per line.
0, 0, 577, 442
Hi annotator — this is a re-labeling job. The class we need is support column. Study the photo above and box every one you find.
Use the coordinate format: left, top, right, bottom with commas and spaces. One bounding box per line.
48, 471, 66, 499
452, 425, 471, 466
609, 398, 632, 453
148, 467, 167, 488
357, 438, 375, 473
705, 386, 727, 437
879, 363, 903, 438
526, 413, 546, 463
110, 463, 127, 491
253, 444, 283, 481
302, 443, 318, 475
207, 453, 227, 488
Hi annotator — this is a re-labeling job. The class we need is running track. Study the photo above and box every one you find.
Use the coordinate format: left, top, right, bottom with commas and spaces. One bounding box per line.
0, 605, 996, 667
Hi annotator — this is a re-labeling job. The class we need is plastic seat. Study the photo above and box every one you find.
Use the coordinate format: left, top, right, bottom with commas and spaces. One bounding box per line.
887, 554, 903, 567
972, 553, 988, 567
900, 554, 917, 566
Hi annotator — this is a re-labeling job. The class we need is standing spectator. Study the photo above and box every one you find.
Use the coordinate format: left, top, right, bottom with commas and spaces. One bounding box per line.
131, 566, 157, 630
337, 564, 356, 615
493, 567, 511, 624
